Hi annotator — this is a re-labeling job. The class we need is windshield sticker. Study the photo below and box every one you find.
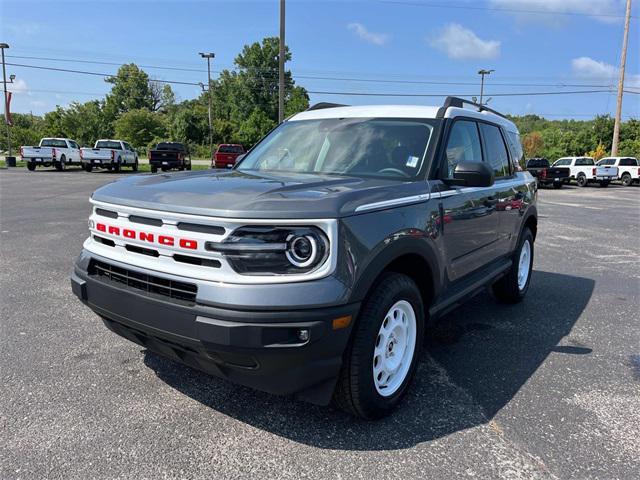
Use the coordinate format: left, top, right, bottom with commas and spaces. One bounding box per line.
406, 156, 419, 168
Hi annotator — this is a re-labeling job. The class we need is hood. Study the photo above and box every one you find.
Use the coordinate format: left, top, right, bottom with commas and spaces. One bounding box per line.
91, 169, 428, 219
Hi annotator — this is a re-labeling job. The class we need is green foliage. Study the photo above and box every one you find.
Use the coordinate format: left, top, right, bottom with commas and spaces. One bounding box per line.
238, 108, 277, 146
104, 64, 155, 119
114, 109, 168, 148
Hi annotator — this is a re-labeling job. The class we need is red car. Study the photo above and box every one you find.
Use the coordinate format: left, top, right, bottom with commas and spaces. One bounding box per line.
212, 144, 245, 169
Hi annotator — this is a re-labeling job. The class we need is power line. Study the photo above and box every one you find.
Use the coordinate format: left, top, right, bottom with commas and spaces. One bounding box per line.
381, 0, 637, 19
306, 89, 616, 97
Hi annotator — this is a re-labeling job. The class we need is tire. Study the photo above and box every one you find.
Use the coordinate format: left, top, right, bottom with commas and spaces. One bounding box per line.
552, 181, 563, 189
84, 164, 93, 172
621, 173, 632, 187
113, 158, 122, 173
55, 155, 66, 171
576, 173, 588, 187
186, 163, 192, 171
492, 228, 534, 303
333, 273, 425, 419
599, 180, 610, 188
161, 166, 168, 172
132, 158, 138, 172
27, 162, 36, 171
151, 166, 158, 173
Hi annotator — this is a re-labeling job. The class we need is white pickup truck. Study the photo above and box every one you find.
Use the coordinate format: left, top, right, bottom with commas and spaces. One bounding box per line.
81, 139, 138, 172
596, 157, 639, 186
552, 156, 618, 187
20, 138, 82, 171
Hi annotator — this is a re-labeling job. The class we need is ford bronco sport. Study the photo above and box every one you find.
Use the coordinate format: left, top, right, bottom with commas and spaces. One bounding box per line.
71, 97, 538, 419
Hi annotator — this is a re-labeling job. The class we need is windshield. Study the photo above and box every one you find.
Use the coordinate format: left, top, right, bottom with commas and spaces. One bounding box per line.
95, 141, 122, 150
237, 118, 436, 179
40, 139, 68, 148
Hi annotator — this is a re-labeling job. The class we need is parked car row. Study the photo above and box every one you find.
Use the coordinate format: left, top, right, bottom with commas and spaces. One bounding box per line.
20, 138, 248, 173
525, 156, 639, 188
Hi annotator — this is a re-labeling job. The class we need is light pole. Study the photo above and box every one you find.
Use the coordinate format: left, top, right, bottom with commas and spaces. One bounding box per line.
1, 42, 12, 162
478, 69, 494, 106
199, 52, 215, 156
278, 0, 285, 123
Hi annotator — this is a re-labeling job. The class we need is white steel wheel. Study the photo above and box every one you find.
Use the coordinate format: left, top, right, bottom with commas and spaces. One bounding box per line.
373, 300, 417, 397
517, 239, 531, 291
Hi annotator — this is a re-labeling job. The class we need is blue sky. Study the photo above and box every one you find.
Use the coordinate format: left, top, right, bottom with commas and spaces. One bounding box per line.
1, 0, 639, 119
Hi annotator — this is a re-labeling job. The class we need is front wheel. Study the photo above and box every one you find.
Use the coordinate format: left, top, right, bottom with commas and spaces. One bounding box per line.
132, 158, 139, 171
576, 174, 588, 187
333, 273, 424, 419
492, 228, 534, 303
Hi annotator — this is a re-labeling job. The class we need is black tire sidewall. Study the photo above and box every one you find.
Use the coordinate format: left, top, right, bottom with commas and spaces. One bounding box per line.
577, 174, 587, 187
349, 274, 424, 418
622, 174, 631, 186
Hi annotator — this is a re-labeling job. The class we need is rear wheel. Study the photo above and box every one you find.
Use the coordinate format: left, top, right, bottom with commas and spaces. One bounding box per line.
113, 158, 122, 173
492, 228, 534, 303
151, 165, 158, 173
161, 166, 168, 172
333, 273, 424, 419
55, 155, 66, 171
576, 173, 588, 187
84, 164, 93, 172
27, 162, 36, 171
186, 163, 192, 171
621, 173, 632, 187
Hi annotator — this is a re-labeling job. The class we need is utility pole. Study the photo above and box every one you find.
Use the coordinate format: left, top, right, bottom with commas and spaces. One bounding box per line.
199, 52, 215, 155
278, 0, 285, 123
1, 43, 11, 161
612, 0, 632, 156
478, 69, 494, 106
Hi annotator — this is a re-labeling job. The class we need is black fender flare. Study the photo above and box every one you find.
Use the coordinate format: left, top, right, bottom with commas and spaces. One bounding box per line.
349, 236, 442, 305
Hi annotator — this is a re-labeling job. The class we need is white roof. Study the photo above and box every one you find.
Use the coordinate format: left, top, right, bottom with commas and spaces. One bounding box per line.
290, 104, 518, 133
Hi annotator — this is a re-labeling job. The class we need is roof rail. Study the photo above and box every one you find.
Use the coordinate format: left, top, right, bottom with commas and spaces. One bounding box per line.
436, 96, 508, 120
306, 102, 349, 111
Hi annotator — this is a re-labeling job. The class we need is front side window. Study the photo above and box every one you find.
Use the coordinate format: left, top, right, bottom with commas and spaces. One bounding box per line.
444, 120, 482, 178
553, 159, 570, 166
237, 118, 436, 180
597, 158, 615, 166
480, 123, 510, 178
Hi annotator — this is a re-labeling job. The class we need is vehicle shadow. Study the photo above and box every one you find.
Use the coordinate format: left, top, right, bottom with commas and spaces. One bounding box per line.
143, 270, 594, 451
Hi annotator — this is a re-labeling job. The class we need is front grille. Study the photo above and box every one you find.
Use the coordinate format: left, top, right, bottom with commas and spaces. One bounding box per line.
89, 260, 197, 303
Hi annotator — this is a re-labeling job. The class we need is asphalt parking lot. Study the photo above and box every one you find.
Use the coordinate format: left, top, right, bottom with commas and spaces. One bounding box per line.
1, 168, 639, 479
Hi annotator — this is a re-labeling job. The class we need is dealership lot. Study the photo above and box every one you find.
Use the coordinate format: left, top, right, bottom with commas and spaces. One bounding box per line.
1, 169, 638, 479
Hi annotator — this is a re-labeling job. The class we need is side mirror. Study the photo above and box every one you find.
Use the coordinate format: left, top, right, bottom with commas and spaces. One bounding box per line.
444, 161, 494, 187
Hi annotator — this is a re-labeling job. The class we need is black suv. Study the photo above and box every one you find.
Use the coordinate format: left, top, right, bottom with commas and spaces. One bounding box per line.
71, 97, 537, 419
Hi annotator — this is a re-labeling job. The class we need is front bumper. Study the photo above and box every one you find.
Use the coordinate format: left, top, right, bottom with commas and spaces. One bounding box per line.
71, 255, 358, 405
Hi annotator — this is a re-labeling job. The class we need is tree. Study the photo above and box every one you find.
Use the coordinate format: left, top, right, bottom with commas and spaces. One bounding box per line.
114, 109, 167, 148
238, 109, 276, 146
522, 132, 544, 158
150, 83, 176, 112
104, 64, 154, 119
587, 141, 608, 160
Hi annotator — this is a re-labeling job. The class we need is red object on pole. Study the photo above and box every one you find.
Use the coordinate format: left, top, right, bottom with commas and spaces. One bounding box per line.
5, 91, 12, 126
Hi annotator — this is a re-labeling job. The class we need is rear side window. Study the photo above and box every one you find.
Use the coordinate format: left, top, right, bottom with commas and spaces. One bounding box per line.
480, 123, 510, 178
620, 158, 638, 166
575, 157, 594, 166
444, 120, 482, 177
505, 131, 525, 170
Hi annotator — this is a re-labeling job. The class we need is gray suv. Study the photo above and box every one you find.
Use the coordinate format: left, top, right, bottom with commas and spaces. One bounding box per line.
71, 97, 538, 419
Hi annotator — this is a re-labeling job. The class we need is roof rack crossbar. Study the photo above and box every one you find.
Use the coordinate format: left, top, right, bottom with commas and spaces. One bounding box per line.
436, 96, 508, 120
306, 102, 349, 111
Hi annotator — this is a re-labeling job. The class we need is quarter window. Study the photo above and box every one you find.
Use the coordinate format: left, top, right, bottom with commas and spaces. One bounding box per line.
444, 120, 482, 177
480, 123, 510, 178
620, 158, 638, 166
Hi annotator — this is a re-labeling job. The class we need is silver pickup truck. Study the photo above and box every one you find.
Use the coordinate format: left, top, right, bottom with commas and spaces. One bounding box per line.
20, 138, 82, 171
81, 140, 139, 172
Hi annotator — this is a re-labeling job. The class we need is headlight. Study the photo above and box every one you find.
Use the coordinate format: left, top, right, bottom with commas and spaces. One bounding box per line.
206, 226, 329, 275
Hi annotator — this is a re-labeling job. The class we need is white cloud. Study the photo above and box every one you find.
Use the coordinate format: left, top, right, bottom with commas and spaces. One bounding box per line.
347, 23, 390, 46
429, 24, 501, 60
7, 21, 41, 36
10, 79, 29, 95
572, 57, 640, 86
489, 0, 622, 23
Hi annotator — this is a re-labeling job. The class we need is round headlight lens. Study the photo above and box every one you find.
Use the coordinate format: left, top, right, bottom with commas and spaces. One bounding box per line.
286, 234, 317, 267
